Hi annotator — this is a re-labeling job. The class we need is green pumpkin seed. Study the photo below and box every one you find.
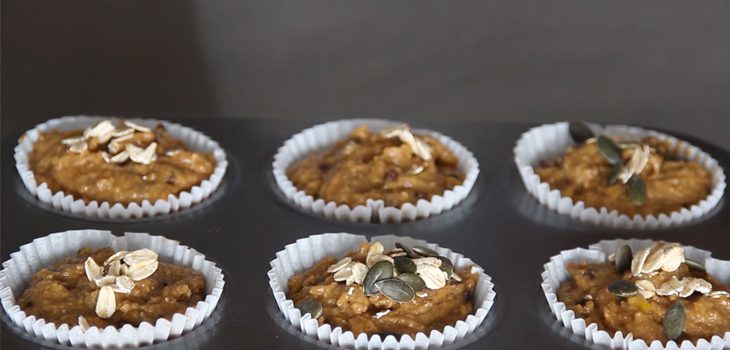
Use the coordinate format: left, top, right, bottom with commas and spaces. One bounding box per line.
626, 175, 647, 205
394, 256, 416, 274
397, 273, 427, 291
615, 245, 633, 274
374, 278, 415, 302
663, 301, 685, 340
608, 280, 638, 297
685, 259, 706, 273
608, 164, 623, 185
569, 121, 595, 143
412, 245, 439, 257
363, 260, 394, 295
395, 242, 417, 258
437, 256, 454, 278
597, 136, 622, 165
297, 299, 322, 319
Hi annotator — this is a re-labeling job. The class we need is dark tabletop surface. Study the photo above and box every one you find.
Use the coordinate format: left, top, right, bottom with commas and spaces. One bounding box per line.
1, 118, 728, 350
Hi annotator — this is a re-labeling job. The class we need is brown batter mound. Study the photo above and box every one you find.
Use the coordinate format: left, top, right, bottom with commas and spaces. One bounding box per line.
286, 126, 464, 208
287, 242, 477, 337
558, 262, 730, 343
535, 136, 712, 216
18, 247, 207, 328
27, 122, 217, 205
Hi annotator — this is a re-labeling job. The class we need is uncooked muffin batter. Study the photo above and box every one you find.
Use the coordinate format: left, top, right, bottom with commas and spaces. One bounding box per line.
287, 242, 477, 337
27, 122, 217, 204
536, 136, 711, 216
18, 247, 206, 329
559, 261, 730, 343
286, 126, 464, 208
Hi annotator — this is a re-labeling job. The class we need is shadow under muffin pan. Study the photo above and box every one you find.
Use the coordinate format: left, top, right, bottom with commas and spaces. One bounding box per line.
3, 118, 730, 350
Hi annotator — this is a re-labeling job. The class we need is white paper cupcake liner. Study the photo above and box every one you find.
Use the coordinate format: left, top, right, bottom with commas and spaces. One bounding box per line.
272, 119, 480, 223
514, 122, 726, 229
267, 232, 496, 349
0, 229, 225, 348
15, 115, 228, 219
541, 239, 730, 349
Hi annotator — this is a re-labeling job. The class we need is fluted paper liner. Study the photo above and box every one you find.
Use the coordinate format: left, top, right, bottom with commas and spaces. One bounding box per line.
514, 122, 726, 228
0, 230, 225, 348
268, 233, 496, 349
272, 119, 479, 223
541, 239, 730, 349
15, 116, 228, 219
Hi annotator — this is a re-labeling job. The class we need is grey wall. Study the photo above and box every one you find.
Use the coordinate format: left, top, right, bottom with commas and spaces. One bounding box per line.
3, 1, 730, 148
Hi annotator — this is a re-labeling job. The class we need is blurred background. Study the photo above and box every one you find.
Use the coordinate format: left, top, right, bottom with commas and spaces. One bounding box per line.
3, 0, 729, 148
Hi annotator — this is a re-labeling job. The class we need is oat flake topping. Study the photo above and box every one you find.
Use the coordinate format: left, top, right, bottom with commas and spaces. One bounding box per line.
628, 242, 721, 300
61, 119, 159, 165
326, 241, 460, 303
380, 125, 433, 161
83, 248, 159, 319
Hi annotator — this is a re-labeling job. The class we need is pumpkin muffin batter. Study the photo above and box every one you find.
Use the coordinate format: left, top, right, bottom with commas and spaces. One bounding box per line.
287, 242, 477, 337
286, 125, 464, 208
558, 243, 730, 343
27, 120, 217, 205
18, 247, 206, 329
536, 136, 712, 217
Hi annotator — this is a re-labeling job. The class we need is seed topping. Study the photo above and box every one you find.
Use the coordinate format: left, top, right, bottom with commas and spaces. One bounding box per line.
60, 119, 164, 165
326, 241, 465, 304
381, 125, 432, 161
82, 248, 159, 319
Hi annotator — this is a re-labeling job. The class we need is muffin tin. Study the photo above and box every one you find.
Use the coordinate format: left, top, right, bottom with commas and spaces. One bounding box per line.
2, 118, 729, 350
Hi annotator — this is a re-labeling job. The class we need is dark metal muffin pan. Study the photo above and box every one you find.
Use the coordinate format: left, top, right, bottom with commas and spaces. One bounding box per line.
2, 118, 728, 350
